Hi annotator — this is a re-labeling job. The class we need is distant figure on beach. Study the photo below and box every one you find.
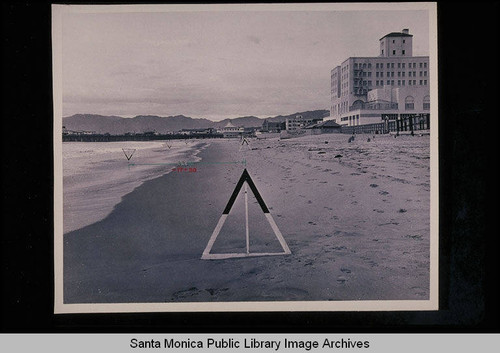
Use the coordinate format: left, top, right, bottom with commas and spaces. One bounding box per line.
367, 137, 371, 142
348, 136, 355, 143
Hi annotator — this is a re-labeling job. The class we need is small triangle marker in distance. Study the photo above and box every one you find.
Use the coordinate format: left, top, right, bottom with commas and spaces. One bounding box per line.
122, 148, 136, 161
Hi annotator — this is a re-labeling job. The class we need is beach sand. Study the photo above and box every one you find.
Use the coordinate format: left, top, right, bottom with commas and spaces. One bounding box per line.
64, 133, 430, 303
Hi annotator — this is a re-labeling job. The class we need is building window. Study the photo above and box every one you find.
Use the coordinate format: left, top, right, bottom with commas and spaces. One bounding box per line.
405, 96, 415, 110
420, 62, 423, 68
402, 63, 406, 68
391, 63, 394, 68
376, 72, 379, 77
413, 63, 417, 68
380, 72, 384, 77
368, 63, 372, 69
409, 80, 412, 86
398, 71, 401, 77
423, 96, 430, 109
391, 80, 394, 85
376, 80, 379, 86
402, 80, 405, 85
392, 40, 395, 43
424, 62, 427, 68
387, 80, 390, 85
402, 72, 405, 77
424, 80, 427, 85
424, 71, 427, 76
392, 50, 396, 55
391, 72, 394, 77
368, 81, 372, 86
403, 39, 406, 43
382, 49, 384, 55
413, 80, 416, 85
398, 80, 401, 86
402, 50, 405, 55
419, 80, 423, 85
368, 72, 372, 77
386, 63, 390, 69
420, 71, 423, 76
398, 63, 401, 68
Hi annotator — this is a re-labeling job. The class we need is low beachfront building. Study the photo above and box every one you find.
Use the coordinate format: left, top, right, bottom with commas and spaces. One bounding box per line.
304, 120, 342, 135
261, 119, 285, 133
329, 28, 430, 130
218, 120, 244, 138
285, 115, 323, 132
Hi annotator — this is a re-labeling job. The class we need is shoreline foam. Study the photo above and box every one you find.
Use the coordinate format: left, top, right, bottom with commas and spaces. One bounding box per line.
63, 140, 208, 233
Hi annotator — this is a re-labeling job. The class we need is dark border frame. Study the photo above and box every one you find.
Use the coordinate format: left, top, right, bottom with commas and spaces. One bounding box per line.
1, 1, 498, 333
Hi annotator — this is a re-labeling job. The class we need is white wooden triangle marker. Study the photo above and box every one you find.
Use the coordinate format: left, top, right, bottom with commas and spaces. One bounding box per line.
201, 169, 291, 260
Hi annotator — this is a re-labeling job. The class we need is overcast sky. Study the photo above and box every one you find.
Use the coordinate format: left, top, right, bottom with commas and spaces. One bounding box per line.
60, 6, 430, 121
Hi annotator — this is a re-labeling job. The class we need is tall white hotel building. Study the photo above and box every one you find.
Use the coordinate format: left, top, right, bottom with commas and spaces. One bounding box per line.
330, 29, 430, 127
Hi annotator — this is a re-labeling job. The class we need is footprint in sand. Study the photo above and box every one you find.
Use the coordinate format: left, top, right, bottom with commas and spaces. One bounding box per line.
369, 184, 378, 188
205, 288, 229, 296
340, 268, 351, 274
171, 287, 202, 300
404, 234, 423, 240
379, 190, 389, 195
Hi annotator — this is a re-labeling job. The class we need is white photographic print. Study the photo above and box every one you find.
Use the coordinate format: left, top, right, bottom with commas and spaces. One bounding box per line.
52, 3, 438, 313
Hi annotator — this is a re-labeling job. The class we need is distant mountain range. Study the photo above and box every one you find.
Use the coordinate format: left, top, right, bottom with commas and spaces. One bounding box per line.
62, 110, 329, 135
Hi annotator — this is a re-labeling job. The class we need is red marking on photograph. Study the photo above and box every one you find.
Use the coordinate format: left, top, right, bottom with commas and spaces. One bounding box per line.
172, 167, 197, 173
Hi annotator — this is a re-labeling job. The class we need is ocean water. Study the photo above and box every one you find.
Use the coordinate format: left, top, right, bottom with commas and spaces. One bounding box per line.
62, 140, 206, 233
